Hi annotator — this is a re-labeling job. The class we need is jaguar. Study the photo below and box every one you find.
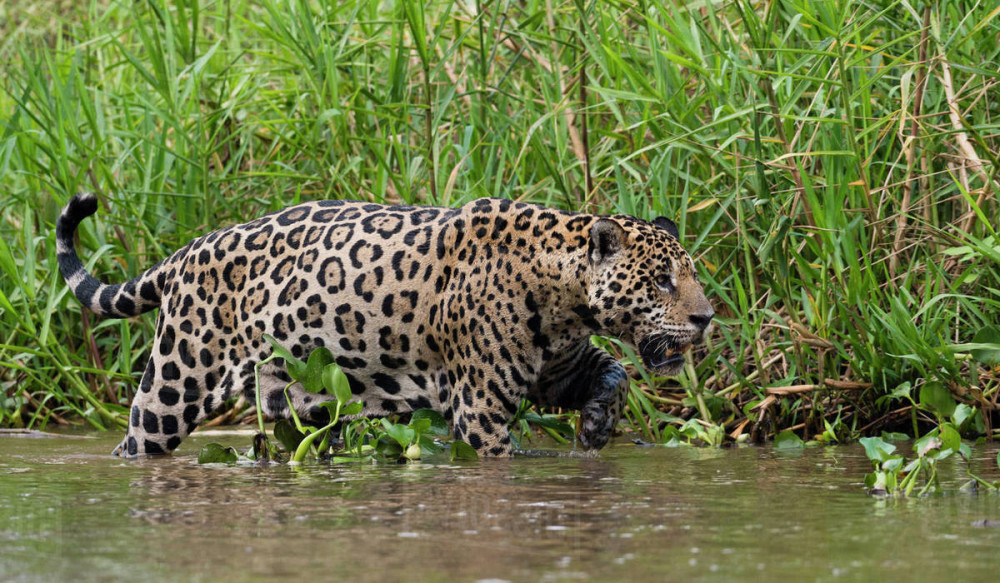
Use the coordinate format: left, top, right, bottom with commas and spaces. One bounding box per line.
57, 194, 713, 457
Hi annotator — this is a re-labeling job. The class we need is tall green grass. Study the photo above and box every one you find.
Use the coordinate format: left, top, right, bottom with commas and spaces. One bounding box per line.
1, 0, 998, 441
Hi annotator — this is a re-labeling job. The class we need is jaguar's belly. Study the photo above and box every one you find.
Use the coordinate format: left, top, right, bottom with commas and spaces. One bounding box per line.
347, 369, 445, 417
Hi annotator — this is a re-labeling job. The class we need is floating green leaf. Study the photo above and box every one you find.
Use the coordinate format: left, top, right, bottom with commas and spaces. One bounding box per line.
859, 436, 896, 464
381, 419, 416, 448
918, 381, 956, 419
197, 442, 238, 464
274, 419, 305, 452
375, 438, 403, 458
774, 430, 804, 450
418, 434, 443, 454
410, 409, 450, 436
523, 412, 575, 437
450, 439, 479, 461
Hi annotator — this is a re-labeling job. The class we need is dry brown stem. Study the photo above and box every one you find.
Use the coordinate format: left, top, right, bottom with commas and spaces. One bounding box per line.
766, 378, 873, 395
21, 391, 69, 425
938, 52, 997, 233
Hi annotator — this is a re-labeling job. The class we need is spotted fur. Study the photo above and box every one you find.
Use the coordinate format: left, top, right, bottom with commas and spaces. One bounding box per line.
57, 194, 713, 457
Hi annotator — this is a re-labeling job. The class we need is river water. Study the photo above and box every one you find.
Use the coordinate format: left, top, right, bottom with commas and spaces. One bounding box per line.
1, 429, 999, 582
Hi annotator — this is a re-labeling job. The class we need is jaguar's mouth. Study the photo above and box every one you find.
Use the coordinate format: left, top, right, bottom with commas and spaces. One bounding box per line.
638, 334, 693, 373
644, 345, 691, 369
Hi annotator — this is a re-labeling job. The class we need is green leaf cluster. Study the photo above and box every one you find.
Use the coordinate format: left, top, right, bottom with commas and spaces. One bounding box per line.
860, 423, 997, 497
201, 340, 479, 464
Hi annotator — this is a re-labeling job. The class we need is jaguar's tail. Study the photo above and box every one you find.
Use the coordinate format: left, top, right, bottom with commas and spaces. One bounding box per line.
56, 193, 166, 318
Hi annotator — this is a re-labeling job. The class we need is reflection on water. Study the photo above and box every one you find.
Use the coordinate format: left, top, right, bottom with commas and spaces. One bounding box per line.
1, 430, 999, 582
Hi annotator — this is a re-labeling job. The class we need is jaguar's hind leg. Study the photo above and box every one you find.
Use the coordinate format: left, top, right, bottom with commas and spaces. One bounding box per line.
112, 350, 234, 457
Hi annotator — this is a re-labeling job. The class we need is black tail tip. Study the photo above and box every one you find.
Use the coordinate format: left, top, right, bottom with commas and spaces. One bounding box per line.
64, 193, 99, 220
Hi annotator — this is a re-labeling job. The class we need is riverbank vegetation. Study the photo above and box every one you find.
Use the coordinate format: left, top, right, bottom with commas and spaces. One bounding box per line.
1, 0, 998, 448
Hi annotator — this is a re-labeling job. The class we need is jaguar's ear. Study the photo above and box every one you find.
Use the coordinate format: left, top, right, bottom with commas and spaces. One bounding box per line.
653, 216, 679, 239
589, 219, 627, 266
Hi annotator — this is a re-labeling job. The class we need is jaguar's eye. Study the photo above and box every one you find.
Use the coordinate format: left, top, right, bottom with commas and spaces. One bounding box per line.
654, 274, 674, 292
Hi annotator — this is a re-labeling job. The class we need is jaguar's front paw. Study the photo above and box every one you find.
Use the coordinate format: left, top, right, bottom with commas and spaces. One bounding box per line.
577, 365, 628, 450
578, 399, 614, 450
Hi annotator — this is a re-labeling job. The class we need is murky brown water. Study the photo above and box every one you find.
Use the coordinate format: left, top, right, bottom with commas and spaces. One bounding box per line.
1, 429, 999, 583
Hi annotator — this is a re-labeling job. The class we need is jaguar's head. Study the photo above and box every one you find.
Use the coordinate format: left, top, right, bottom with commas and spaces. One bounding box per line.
587, 215, 714, 376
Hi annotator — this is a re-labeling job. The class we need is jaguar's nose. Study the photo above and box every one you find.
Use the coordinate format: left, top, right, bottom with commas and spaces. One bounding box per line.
689, 311, 714, 331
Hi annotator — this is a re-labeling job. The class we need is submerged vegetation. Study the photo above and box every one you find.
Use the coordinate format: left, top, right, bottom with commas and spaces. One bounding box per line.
1, 0, 999, 457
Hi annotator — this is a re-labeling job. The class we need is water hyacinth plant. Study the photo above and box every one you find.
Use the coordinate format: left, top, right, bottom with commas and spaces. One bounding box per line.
860, 427, 1000, 497
198, 338, 480, 464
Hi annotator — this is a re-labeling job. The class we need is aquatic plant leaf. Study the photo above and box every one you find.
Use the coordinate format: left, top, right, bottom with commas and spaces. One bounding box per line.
659, 425, 685, 446
375, 437, 403, 457
274, 419, 305, 452
332, 456, 366, 464
678, 420, 700, 440
938, 423, 961, 454
971, 326, 1000, 366
450, 439, 479, 461
918, 381, 956, 419
952, 403, 973, 428
882, 456, 904, 473
864, 471, 884, 494
884, 470, 898, 494
410, 409, 450, 435
381, 419, 416, 448
859, 436, 895, 464
323, 363, 353, 404
865, 469, 898, 495
197, 442, 238, 464
301, 347, 335, 393
774, 430, 804, 449
407, 417, 432, 436
523, 412, 575, 436
264, 334, 306, 379
418, 434, 442, 454
884, 381, 912, 404
959, 442, 972, 462
915, 433, 942, 458
340, 401, 363, 416
701, 424, 725, 448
